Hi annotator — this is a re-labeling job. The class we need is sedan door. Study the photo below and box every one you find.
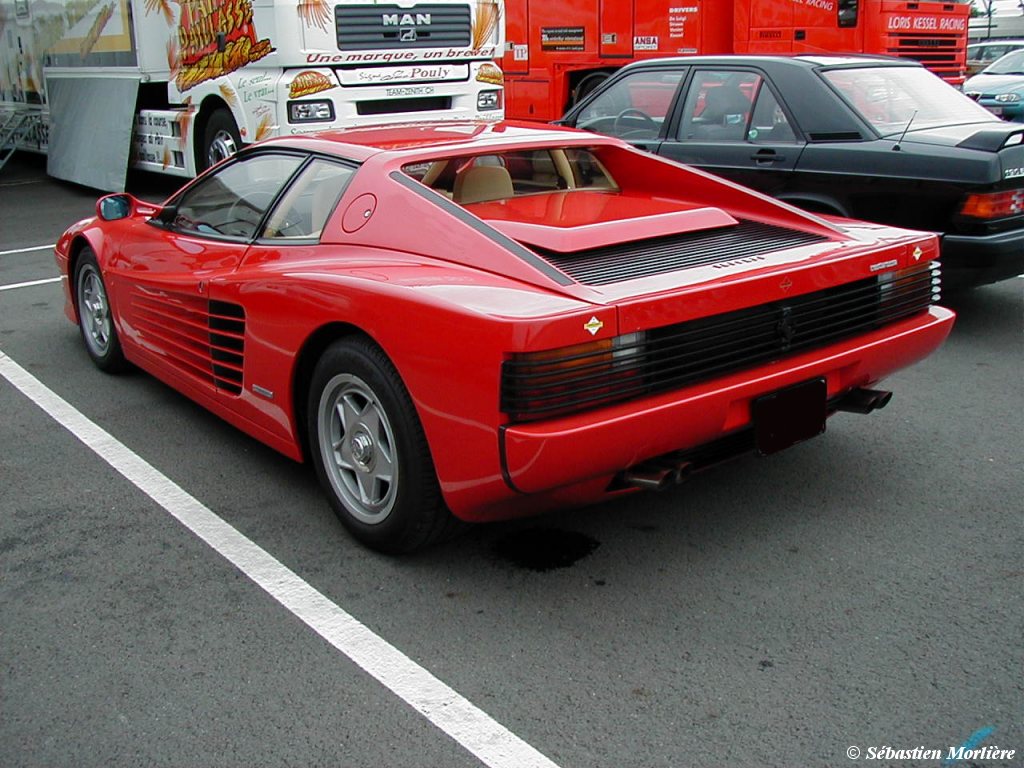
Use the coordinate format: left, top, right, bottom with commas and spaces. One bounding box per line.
657, 68, 804, 197
570, 67, 688, 155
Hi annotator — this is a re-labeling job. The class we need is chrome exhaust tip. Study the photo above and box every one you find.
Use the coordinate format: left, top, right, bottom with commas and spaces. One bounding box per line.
835, 387, 893, 415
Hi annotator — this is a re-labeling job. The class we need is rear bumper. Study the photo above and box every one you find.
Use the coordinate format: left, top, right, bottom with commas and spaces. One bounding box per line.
500, 307, 954, 495
941, 228, 1024, 289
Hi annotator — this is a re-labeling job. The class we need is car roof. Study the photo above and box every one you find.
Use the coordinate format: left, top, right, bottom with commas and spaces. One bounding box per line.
251, 120, 605, 162
969, 39, 1024, 48
616, 53, 921, 71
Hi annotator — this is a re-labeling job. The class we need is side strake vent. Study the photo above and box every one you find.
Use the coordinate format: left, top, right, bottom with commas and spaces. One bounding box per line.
532, 220, 829, 285
129, 290, 245, 396
209, 301, 245, 395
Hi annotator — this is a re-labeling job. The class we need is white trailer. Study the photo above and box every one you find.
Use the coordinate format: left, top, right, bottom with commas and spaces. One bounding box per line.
0, 0, 504, 189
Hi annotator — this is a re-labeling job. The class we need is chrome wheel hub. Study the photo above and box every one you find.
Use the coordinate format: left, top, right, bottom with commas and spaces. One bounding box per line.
350, 432, 375, 469
207, 130, 237, 166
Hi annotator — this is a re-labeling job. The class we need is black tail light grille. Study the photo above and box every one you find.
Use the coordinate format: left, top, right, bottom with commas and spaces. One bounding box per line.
501, 263, 940, 423
336, 4, 471, 50
532, 220, 829, 285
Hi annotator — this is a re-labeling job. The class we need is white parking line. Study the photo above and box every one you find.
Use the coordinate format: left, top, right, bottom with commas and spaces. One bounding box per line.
0, 349, 561, 768
0, 244, 56, 256
0, 277, 62, 292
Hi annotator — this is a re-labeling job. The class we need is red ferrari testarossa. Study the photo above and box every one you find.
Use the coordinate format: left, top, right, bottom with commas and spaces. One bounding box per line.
56, 121, 954, 552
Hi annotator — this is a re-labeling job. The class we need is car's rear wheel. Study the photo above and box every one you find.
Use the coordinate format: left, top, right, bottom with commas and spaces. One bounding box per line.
74, 248, 128, 373
308, 338, 452, 553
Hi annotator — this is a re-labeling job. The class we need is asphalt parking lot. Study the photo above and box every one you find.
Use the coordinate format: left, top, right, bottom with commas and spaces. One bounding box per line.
1, 153, 1022, 768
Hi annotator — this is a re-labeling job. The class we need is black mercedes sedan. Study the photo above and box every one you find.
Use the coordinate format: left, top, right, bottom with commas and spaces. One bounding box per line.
559, 55, 1024, 290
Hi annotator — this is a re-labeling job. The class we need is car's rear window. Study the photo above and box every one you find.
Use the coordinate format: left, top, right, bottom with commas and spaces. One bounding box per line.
402, 148, 618, 206
822, 66, 997, 135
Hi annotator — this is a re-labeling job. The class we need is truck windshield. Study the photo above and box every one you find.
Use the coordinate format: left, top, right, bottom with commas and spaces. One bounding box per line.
822, 66, 997, 135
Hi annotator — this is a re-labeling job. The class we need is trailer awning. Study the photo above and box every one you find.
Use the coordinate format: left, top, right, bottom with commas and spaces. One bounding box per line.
45, 75, 139, 192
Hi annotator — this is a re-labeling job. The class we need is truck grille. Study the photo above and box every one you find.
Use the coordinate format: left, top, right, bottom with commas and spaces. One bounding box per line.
500, 264, 940, 423
533, 220, 829, 285
887, 35, 964, 77
336, 4, 471, 50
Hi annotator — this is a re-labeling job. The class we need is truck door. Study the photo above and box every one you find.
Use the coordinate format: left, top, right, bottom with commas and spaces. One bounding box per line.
600, 0, 634, 58
661, 67, 802, 194
745, 0, 795, 53
502, 0, 530, 74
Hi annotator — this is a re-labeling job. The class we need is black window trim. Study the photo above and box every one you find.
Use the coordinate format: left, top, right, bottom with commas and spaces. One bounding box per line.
148, 148, 361, 247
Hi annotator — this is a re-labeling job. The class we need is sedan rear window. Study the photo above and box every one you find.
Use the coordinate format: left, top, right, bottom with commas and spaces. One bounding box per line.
822, 66, 996, 135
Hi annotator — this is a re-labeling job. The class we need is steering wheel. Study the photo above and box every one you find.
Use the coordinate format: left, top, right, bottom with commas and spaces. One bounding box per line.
613, 108, 659, 138
224, 191, 276, 236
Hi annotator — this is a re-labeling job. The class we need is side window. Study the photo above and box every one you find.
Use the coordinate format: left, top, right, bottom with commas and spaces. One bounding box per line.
678, 70, 759, 142
747, 83, 797, 144
575, 70, 685, 140
838, 0, 858, 28
171, 154, 304, 239
988, 46, 1009, 63
262, 159, 356, 239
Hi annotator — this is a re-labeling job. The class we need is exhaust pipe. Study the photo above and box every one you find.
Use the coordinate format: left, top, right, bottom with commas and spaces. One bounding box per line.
621, 460, 693, 491
835, 387, 893, 415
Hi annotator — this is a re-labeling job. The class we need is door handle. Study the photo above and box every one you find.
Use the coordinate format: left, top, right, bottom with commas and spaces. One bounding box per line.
751, 150, 785, 164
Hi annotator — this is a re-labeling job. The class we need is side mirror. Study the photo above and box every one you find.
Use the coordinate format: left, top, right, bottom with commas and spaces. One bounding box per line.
97, 193, 134, 221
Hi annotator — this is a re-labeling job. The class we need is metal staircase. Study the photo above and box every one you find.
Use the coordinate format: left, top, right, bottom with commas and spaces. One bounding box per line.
0, 110, 45, 172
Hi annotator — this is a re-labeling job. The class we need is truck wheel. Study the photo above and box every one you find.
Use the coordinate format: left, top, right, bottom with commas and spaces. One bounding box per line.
573, 72, 610, 106
308, 337, 453, 553
74, 248, 128, 373
199, 108, 241, 172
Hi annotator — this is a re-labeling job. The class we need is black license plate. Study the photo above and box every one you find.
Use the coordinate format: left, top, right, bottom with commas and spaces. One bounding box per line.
753, 378, 827, 456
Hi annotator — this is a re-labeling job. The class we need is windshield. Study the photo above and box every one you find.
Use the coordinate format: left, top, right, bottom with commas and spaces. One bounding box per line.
821, 66, 997, 136
984, 50, 1024, 75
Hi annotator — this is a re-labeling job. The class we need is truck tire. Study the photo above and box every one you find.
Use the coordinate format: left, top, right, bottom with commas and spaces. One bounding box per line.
199, 108, 242, 172
573, 72, 610, 106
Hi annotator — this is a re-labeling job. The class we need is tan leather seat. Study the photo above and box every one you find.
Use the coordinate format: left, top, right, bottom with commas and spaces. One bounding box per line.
453, 165, 514, 204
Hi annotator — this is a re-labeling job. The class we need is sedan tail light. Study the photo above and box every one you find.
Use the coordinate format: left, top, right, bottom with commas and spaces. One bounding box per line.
958, 189, 1024, 219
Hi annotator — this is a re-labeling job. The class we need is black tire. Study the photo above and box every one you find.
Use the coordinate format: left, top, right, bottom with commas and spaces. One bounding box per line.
307, 337, 453, 553
74, 248, 128, 373
573, 71, 610, 106
198, 108, 241, 173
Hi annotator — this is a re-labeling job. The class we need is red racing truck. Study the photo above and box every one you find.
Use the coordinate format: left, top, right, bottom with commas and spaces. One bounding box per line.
502, 0, 969, 120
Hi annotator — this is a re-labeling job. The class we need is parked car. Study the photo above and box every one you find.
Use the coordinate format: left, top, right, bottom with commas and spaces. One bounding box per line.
963, 49, 1024, 122
559, 55, 1024, 289
966, 39, 1024, 77
57, 122, 953, 552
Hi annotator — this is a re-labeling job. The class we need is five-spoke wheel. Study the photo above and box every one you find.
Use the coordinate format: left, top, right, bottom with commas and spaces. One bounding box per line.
308, 338, 452, 553
74, 248, 127, 372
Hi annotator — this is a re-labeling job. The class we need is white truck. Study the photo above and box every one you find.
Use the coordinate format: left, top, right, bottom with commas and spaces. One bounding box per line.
0, 0, 504, 189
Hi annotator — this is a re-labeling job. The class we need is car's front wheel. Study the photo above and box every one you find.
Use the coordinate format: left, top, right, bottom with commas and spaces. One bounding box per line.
308, 338, 452, 553
74, 248, 128, 373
